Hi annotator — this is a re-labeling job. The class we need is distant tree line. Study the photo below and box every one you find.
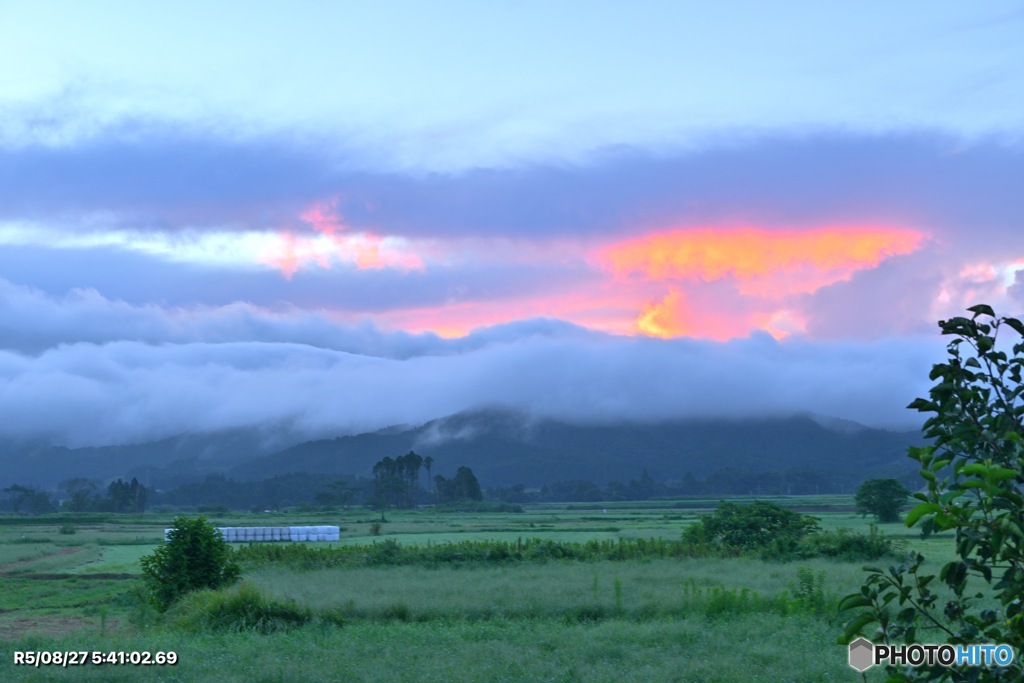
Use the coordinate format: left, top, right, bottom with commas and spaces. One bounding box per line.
488, 468, 918, 503
1, 458, 917, 514
152, 473, 372, 511
61, 477, 149, 512
69, 454, 485, 513
1, 477, 149, 514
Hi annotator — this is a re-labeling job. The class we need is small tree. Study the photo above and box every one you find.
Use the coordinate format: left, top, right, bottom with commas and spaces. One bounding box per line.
140, 515, 240, 611
855, 478, 910, 523
840, 305, 1024, 681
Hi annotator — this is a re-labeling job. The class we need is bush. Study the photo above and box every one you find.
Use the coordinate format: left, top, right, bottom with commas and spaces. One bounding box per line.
798, 525, 901, 561
684, 500, 819, 553
140, 515, 241, 611
168, 581, 319, 634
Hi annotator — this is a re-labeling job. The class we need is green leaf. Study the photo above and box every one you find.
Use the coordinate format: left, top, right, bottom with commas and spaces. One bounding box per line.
837, 594, 874, 612
967, 304, 995, 318
905, 502, 941, 527
1000, 517, 1024, 539
985, 467, 1019, 483
1003, 316, 1024, 336
841, 613, 877, 641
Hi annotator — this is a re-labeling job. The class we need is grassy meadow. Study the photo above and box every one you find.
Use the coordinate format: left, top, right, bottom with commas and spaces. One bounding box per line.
0, 497, 955, 681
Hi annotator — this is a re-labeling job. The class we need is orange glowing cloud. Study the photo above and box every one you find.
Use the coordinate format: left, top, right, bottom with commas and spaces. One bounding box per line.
601, 225, 925, 296
635, 288, 808, 341
264, 214, 927, 341
636, 289, 691, 339
601, 224, 925, 340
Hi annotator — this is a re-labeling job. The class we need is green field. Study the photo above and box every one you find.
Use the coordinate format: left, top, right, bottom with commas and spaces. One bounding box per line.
0, 499, 949, 681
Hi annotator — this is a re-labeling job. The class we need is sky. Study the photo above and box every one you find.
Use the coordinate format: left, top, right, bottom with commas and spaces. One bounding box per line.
1, 1, 1023, 447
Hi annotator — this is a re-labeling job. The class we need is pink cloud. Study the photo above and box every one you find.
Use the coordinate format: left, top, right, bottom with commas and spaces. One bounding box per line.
262, 199, 425, 277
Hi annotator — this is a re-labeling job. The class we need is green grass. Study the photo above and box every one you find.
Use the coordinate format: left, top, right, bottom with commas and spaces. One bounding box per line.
67, 546, 150, 575
336, 529, 625, 545
0, 544, 55, 566
1, 615, 875, 682
249, 558, 856, 623
0, 500, 917, 681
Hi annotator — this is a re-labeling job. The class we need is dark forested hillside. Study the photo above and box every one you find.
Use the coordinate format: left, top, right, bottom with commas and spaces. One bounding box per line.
0, 409, 923, 494
230, 409, 923, 491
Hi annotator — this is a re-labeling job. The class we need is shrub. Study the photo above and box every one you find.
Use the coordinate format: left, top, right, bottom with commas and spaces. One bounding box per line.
684, 500, 819, 553
797, 525, 901, 561
140, 515, 241, 611
168, 581, 317, 634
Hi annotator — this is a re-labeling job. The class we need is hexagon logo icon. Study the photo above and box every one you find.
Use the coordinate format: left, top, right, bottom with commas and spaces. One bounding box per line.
848, 637, 875, 672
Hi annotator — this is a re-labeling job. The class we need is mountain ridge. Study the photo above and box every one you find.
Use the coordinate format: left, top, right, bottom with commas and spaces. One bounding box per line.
229, 408, 924, 489
0, 408, 924, 491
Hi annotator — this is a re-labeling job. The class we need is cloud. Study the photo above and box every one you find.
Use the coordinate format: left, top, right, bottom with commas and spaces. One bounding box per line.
259, 229, 426, 279
601, 226, 924, 291
3, 125, 1023, 342
0, 277, 599, 357
1009, 270, 1024, 306
0, 279, 952, 448
599, 225, 926, 339
0, 277, 980, 449
0, 243, 596, 316
0, 330, 942, 448
802, 249, 950, 338
2, 124, 1022, 243
0, 124, 339, 228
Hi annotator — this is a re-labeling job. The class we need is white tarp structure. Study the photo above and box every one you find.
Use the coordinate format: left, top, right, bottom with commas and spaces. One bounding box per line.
163, 525, 340, 542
